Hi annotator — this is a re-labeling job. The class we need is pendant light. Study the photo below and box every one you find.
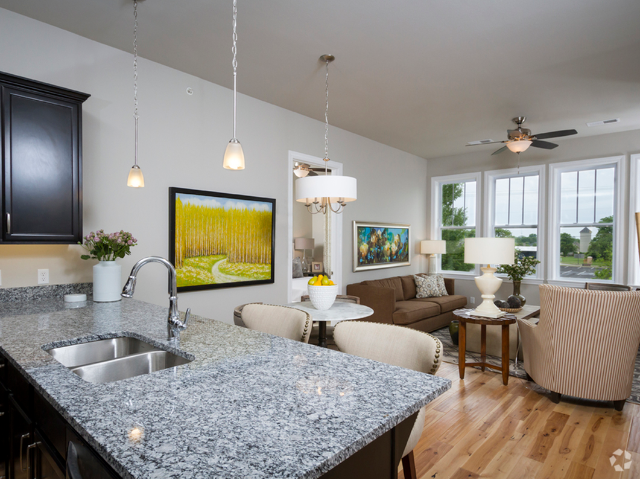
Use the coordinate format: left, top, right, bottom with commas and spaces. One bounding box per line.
223, 0, 245, 170
127, 0, 144, 188
295, 55, 357, 214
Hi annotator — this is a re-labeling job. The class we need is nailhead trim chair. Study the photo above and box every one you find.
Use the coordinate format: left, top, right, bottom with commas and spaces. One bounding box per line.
333, 321, 441, 479
234, 303, 312, 343
518, 284, 640, 411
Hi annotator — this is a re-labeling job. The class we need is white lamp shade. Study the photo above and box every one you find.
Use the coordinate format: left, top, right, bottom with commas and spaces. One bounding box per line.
421, 240, 446, 255
294, 237, 314, 250
506, 140, 532, 153
223, 140, 245, 170
464, 237, 515, 265
127, 166, 145, 188
295, 175, 357, 204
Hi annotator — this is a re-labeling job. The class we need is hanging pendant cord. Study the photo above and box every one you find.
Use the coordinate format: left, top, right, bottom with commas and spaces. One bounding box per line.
232, 0, 238, 140
324, 59, 330, 174
133, 0, 139, 167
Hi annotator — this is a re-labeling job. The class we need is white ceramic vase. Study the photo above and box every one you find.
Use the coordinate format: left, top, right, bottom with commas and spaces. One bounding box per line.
93, 261, 122, 302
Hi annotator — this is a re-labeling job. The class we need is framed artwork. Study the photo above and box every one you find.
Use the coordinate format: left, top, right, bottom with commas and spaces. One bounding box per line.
169, 187, 275, 292
312, 262, 323, 273
353, 221, 410, 272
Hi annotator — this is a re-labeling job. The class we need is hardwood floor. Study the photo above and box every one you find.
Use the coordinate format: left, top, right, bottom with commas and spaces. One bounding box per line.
399, 362, 640, 479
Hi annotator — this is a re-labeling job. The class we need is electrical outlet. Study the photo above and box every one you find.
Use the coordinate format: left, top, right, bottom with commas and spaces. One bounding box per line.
38, 269, 49, 285
469, 296, 475, 305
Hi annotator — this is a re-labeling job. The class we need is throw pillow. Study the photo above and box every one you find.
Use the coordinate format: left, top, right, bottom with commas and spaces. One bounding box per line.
292, 257, 304, 278
416, 273, 449, 297
414, 274, 443, 298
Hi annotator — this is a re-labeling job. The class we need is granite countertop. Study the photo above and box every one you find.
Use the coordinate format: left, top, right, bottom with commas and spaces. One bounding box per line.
0, 297, 451, 478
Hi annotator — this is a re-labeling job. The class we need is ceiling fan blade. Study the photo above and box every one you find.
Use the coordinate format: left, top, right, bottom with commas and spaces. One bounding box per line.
533, 129, 577, 140
491, 146, 508, 156
466, 141, 506, 147
531, 140, 558, 150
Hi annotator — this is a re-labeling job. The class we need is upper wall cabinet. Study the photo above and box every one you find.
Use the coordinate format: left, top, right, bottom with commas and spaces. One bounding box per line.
0, 71, 90, 244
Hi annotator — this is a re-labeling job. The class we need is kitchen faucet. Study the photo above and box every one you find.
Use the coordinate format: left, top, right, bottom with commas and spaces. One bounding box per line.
121, 256, 190, 342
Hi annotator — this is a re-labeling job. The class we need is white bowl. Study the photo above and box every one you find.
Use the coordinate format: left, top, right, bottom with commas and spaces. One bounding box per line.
307, 284, 339, 311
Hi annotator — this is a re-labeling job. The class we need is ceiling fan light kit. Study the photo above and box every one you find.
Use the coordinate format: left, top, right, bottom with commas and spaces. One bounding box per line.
467, 116, 578, 156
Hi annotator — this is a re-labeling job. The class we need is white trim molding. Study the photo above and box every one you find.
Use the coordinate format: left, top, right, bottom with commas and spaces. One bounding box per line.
628, 153, 640, 287
548, 155, 625, 285
483, 164, 546, 281
287, 151, 344, 302
431, 171, 482, 276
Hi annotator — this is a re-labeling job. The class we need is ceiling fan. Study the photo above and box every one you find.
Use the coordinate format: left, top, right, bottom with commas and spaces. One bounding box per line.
467, 117, 578, 156
293, 162, 330, 177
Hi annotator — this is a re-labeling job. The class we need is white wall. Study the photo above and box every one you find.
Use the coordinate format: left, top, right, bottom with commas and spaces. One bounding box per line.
0, 8, 429, 323
427, 129, 640, 305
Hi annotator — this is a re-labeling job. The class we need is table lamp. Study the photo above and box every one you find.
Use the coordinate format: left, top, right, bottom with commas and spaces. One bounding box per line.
420, 240, 446, 274
464, 237, 515, 318
294, 237, 314, 273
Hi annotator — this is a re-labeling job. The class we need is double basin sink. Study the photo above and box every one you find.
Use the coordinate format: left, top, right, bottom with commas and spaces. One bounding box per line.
46, 337, 192, 384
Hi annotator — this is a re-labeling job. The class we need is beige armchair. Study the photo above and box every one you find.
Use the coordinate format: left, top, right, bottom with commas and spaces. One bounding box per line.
518, 284, 640, 411
333, 321, 441, 479
235, 303, 312, 343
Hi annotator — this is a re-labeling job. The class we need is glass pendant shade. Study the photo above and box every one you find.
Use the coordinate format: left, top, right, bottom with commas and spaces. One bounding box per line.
223, 139, 245, 170
506, 139, 532, 153
295, 175, 357, 204
127, 165, 145, 188
294, 169, 309, 178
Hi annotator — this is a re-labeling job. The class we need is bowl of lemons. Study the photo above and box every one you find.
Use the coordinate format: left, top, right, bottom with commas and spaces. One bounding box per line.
307, 275, 338, 310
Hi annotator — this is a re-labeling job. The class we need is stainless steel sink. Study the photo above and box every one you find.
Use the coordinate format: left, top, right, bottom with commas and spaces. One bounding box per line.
46, 337, 192, 383
71, 350, 192, 383
47, 337, 161, 368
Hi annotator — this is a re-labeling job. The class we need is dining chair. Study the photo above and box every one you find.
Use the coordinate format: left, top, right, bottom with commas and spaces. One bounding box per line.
236, 303, 312, 343
333, 321, 441, 479
301, 295, 360, 349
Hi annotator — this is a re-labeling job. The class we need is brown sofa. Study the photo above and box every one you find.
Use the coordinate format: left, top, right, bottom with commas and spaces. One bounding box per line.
346, 275, 468, 333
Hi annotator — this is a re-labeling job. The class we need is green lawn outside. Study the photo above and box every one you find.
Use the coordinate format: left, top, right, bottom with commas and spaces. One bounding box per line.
560, 256, 611, 267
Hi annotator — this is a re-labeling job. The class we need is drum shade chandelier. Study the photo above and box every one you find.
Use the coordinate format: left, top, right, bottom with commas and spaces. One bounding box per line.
222, 0, 245, 170
127, 0, 145, 187
295, 55, 357, 214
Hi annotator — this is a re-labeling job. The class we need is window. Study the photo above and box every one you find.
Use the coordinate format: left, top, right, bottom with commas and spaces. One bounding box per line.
432, 173, 481, 274
485, 166, 544, 280
549, 156, 623, 283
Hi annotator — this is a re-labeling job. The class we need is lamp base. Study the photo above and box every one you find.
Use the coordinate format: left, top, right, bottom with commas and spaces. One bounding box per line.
471, 266, 505, 318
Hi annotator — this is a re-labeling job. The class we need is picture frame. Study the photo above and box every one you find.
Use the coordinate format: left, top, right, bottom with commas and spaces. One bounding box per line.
169, 187, 275, 292
353, 221, 411, 272
311, 262, 323, 273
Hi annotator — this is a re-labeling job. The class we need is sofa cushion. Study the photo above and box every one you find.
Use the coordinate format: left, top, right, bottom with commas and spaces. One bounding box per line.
414, 273, 448, 297
413, 294, 467, 313
363, 277, 404, 302
393, 301, 441, 325
400, 275, 417, 300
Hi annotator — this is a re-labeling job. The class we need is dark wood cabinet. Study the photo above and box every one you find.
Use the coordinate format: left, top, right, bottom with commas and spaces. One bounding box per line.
0, 71, 89, 244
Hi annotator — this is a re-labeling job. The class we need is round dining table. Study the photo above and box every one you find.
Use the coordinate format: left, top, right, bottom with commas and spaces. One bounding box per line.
284, 301, 374, 348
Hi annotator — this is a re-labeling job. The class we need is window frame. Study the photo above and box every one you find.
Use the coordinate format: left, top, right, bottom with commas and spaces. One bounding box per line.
484, 165, 546, 284
431, 171, 482, 278
628, 154, 640, 287
548, 155, 625, 286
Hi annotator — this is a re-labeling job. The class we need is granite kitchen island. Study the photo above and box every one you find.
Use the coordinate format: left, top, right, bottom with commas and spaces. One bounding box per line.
0, 297, 450, 478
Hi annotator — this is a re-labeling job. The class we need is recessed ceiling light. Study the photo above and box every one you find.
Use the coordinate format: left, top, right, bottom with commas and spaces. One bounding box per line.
467, 139, 494, 145
586, 118, 620, 127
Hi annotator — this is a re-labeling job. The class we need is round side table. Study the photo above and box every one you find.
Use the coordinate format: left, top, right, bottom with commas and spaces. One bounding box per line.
452, 309, 517, 385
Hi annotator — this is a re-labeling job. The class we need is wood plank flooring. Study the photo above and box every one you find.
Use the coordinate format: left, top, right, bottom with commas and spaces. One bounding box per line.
399, 362, 640, 479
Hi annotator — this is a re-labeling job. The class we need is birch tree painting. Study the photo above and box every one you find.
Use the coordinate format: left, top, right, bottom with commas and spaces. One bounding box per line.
170, 188, 275, 290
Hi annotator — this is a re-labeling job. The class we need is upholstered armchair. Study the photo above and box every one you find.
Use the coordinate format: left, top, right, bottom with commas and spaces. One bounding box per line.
333, 321, 441, 479
518, 284, 640, 411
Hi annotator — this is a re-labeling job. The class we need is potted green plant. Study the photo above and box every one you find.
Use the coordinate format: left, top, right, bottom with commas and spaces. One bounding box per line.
495, 251, 540, 306
80, 230, 137, 302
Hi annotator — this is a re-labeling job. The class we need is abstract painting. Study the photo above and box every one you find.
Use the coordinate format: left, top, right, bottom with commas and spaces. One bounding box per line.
169, 187, 275, 291
353, 221, 410, 272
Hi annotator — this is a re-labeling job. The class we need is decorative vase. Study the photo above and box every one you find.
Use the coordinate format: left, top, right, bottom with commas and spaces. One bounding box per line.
449, 320, 459, 346
93, 261, 122, 302
511, 280, 526, 306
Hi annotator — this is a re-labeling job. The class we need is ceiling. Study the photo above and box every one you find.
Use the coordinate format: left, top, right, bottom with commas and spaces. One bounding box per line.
2, 0, 640, 159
